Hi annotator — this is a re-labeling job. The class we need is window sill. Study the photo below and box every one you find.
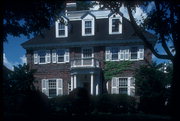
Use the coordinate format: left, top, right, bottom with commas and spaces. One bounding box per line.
82, 34, 94, 36
109, 32, 122, 35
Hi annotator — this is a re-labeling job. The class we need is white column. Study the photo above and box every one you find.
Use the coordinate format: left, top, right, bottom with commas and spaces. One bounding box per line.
71, 75, 74, 91
96, 83, 99, 95
91, 74, 94, 95
127, 77, 130, 95
74, 75, 77, 88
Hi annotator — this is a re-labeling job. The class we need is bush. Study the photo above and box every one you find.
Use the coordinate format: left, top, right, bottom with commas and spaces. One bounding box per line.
91, 94, 137, 113
49, 87, 91, 115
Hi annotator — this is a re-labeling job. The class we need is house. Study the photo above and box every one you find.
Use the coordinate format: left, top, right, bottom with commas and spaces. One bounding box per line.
21, 3, 155, 98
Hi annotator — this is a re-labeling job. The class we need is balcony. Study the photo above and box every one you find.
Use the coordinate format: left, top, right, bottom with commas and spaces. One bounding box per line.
71, 58, 100, 68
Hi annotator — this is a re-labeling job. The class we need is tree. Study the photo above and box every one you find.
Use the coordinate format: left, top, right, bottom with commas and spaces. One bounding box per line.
9, 64, 36, 92
135, 63, 172, 114
98, 1, 179, 119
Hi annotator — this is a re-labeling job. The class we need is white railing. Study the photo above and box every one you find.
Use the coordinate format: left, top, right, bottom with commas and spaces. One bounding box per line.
71, 58, 100, 68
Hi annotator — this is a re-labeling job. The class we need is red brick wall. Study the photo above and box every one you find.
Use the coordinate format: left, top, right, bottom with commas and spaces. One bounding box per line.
26, 45, 152, 95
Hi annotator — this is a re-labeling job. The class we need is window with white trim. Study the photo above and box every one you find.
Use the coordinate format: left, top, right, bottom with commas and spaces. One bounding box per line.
109, 13, 122, 34
130, 47, 138, 60
34, 50, 51, 64
41, 78, 63, 98
112, 19, 120, 33
105, 46, 144, 61
82, 14, 95, 36
82, 48, 93, 58
111, 47, 119, 61
111, 77, 135, 96
52, 49, 69, 63
55, 18, 68, 38
85, 21, 92, 34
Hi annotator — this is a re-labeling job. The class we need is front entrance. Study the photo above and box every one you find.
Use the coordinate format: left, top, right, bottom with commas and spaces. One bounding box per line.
83, 82, 90, 94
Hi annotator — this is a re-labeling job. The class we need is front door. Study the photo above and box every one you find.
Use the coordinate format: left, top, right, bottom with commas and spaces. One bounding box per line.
83, 82, 90, 94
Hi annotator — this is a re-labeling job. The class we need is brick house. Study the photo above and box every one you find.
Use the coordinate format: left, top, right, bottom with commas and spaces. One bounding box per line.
21, 3, 155, 98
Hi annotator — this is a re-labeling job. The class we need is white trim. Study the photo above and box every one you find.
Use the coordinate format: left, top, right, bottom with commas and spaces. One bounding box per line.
109, 13, 122, 35
111, 77, 135, 96
91, 74, 94, 95
82, 14, 95, 36
52, 50, 57, 63
55, 18, 68, 38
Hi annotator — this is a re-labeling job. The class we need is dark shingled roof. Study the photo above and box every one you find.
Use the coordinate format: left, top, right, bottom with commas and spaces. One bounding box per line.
22, 12, 156, 49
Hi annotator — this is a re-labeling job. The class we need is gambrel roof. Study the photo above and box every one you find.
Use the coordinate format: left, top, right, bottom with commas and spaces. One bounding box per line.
22, 10, 156, 49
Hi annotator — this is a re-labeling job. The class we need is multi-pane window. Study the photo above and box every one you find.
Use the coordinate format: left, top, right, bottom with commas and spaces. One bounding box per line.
119, 78, 128, 94
58, 23, 65, 36
57, 49, 65, 63
85, 21, 92, 34
39, 50, 46, 64
111, 47, 119, 60
112, 19, 120, 32
130, 47, 138, 60
83, 48, 93, 58
48, 80, 57, 97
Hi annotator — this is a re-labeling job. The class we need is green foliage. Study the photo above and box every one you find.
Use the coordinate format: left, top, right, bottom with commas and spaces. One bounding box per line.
135, 63, 172, 114
104, 61, 133, 80
9, 64, 36, 91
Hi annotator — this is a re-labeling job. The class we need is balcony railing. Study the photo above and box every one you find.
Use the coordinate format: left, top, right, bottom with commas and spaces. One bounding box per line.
71, 58, 100, 68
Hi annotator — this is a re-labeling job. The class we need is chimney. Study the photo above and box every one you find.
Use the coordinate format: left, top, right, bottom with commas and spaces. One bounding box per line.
66, 2, 77, 11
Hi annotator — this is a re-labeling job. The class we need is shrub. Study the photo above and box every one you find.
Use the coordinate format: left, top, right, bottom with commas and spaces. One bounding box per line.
92, 94, 137, 113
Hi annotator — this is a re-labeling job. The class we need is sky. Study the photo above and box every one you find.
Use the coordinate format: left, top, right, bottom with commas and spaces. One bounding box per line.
3, 2, 171, 70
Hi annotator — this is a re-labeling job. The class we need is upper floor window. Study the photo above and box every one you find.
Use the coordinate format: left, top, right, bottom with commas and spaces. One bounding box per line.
34, 50, 51, 64
130, 47, 138, 60
52, 49, 69, 63
112, 19, 120, 33
109, 13, 122, 34
55, 17, 68, 38
85, 21, 92, 34
111, 47, 119, 61
82, 13, 95, 36
105, 46, 144, 61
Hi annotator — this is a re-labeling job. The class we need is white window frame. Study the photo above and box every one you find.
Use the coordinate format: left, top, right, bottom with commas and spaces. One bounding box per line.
111, 77, 135, 96
109, 13, 122, 35
34, 50, 51, 64
55, 18, 68, 38
41, 78, 63, 98
82, 47, 94, 59
111, 47, 119, 61
82, 14, 95, 36
52, 49, 69, 64
130, 47, 138, 61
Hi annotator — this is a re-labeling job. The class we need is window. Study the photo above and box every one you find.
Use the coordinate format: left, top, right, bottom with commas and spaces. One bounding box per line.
82, 48, 93, 58
34, 50, 51, 64
39, 50, 46, 64
112, 19, 120, 32
119, 78, 128, 94
49, 80, 57, 97
106, 46, 144, 61
57, 49, 65, 63
42, 79, 63, 98
109, 13, 122, 34
55, 18, 68, 38
111, 47, 119, 61
52, 49, 69, 63
111, 77, 135, 96
82, 14, 95, 36
85, 21, 92, 34
130, 47, 138, 60
58, 23, 65, 36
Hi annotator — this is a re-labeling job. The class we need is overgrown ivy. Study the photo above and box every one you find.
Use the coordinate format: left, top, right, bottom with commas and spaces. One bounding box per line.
104, 61, 133, 81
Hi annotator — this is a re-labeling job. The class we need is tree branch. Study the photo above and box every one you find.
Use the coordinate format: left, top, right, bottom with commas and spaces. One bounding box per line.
126, 5, 172, 60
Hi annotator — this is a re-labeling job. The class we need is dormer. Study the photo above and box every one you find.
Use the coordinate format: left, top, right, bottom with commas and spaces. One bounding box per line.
55, 16, 69, 38
81, 12, 95, 36
108, 12, 123, 35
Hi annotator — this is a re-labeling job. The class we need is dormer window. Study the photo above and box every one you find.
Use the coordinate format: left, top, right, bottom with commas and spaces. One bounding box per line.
109, 13, 122, 34
58, 23, 65, 36
81, 12, 95, 36
85, 21, 92, 34
112, 19, 120, 33
55, 17, 68, 38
